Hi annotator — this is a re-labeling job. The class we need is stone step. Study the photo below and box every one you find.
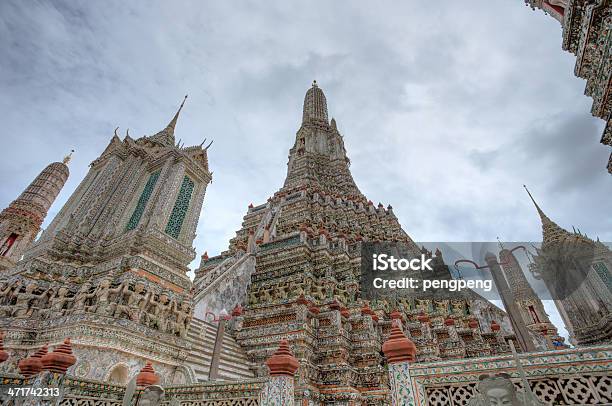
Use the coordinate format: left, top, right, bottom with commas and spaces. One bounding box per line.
221, 337, 244, 349
219, 359, 250, 371
186, 351, 213, 363
187, 325, 217, 337
217, 367, 254, 378
185, 317, 255, 383
186, 336, 216, 347
188, 332, 217, 340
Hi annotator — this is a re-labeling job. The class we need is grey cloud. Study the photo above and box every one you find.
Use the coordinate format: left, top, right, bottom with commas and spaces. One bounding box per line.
1, 0, 610, 339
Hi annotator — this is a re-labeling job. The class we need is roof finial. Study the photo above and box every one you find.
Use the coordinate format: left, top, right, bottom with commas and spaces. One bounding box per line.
168, 94, 188, 130
303, 81, 328, 124
523, 185, 549, 221
151, 94, 188, 146
63, 149, 75, 165
524, 185, 569, 246
496, 236, 505, 250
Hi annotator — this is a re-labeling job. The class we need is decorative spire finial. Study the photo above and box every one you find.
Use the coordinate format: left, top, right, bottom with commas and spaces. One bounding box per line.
523, 185, 569, 246
62, 150, 75, 165
523, 185, 545, 218
151, 94, 188, 146
497, 236, 505, 250
168, 94, 188, 130
302, 82, 328, 124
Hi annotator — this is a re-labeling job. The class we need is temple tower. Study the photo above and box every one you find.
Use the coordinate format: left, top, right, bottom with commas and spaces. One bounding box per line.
284, 80, 360, 195
525, 186, 612, 346
485, 251, 537, 352
498, 246, 565, 348
195, 82, 517, 403
0, 153, 71, 271
26, 96, 211, 279
0, 97, 213, 383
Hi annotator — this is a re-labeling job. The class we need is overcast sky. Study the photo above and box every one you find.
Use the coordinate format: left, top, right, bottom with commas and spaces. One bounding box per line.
2, 1, 610, 339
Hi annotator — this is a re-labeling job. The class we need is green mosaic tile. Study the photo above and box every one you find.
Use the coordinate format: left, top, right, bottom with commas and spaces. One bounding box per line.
593, 262, 611, 290
126, 171, 160, 231
165, 175, 195, 239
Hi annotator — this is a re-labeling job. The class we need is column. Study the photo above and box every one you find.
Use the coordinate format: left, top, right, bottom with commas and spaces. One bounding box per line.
260, 339, 299, 406
208, 319, 226, 380
485, 252, 536, 352
19, 338, 77, 406
382, 323, 418, 406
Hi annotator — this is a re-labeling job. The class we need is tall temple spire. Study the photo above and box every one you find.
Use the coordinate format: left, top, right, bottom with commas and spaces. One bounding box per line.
151, 94, 188, 146
0, 156, 70, 269
302, 80, 329, 125
285, 81, 358, 194
523, 185, 570, 247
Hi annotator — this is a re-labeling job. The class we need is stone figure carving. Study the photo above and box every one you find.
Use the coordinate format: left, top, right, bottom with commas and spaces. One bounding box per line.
114, 281, 151, 322
467, 373, 542, 405
310, 283, 326, 301
468, 373, 521, 405
40, 286, 73, 318
139, 385, 164, 406
147, 292, 172, 332
72, 282, 96, 314
93, 278, 124, 316
171, 300, 192, 337
1, 274, 189, 336
13, 282, 52, 318
0, 280, 21, 316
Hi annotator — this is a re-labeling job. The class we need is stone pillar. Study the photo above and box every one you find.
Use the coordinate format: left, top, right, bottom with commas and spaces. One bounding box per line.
20, 338, 77, 406
209, 319, 226, 380
247, 229, 255, 253
260, 340, 299, 406
263, 225, 271, 243
136, 361, 160, 387
382, 323, 417, 406
18, 344, 48, 378
485, 252, 536, 352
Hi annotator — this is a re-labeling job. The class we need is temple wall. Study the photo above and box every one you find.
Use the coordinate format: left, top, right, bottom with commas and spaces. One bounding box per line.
410, 344, 612, 405
2, 345, 611, 405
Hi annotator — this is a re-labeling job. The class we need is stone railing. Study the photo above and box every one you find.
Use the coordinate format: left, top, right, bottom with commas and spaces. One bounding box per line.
62, 374, 126, 403
0, 336, 302, 406
0, 372, 265, 406
194, 254, 237, 293
163, 379, 266, 404
193, 254, 255, 317
0, 372, 126, 406
409, 344, 612, 405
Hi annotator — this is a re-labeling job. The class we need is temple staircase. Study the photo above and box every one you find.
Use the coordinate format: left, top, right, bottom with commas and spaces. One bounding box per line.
184, 316, 255, 382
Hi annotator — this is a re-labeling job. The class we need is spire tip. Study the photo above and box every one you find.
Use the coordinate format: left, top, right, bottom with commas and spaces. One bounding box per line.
63, 149, 75, 165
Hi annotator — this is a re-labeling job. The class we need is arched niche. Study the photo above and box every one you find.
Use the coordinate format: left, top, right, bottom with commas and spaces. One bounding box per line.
107, 363, 130, 385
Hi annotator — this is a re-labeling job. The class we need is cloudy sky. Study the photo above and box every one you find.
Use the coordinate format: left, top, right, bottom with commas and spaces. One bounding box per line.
2, 1, 610, 339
